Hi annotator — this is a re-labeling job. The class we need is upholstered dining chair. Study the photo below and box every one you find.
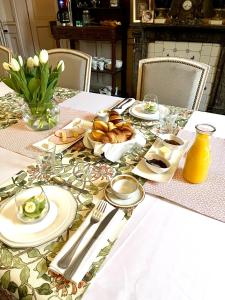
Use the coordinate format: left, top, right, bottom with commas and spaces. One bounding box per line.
48, 48, 92, 91
136, 57, 210, 110
0, 45, 12, 78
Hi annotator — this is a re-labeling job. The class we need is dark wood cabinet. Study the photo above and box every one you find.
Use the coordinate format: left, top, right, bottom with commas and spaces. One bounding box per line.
50, 21, 127, 96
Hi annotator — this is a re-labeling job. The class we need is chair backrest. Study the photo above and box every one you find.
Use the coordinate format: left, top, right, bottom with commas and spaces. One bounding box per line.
0, 45, 12, 78
48, 48, 92, 91
136, 57, 210, 110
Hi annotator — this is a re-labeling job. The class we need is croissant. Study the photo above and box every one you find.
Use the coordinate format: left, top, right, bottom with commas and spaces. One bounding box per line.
90, 110, 134, 144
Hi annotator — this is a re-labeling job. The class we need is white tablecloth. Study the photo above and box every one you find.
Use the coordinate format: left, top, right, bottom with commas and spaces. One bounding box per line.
1, 82, 225, 300
83, 110, 225, 300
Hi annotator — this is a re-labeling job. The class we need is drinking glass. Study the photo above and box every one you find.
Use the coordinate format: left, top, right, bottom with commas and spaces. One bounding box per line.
143, 94, 158, 114
159, 109, 178, 134
36, 144, 57, 179
15, 186, 49, 223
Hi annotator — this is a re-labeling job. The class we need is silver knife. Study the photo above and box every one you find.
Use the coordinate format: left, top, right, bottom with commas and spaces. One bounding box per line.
64, 208, 118, 280
112, 98, 132, 110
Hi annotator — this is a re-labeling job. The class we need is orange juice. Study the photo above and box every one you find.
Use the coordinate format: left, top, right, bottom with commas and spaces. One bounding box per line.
183, 124, 216, 184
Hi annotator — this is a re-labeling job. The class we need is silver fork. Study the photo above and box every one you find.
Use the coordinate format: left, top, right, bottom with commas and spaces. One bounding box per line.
57, 200, 107, 269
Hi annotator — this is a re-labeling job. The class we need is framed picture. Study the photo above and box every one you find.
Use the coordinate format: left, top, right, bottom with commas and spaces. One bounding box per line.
142, 9, 154, 23
132, 0, 149, 22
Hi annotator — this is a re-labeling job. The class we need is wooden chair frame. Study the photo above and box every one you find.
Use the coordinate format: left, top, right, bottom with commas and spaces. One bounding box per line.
48, 48, 92, 92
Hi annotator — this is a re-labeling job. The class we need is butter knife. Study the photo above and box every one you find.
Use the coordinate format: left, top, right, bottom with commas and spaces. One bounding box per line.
64, 208, 118, 280
112, 98, 132, 110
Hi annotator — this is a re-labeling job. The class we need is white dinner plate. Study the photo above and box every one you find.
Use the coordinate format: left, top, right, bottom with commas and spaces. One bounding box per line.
0, 185, 77, 248
104, 183, 145, 208
129, 103, 170, 121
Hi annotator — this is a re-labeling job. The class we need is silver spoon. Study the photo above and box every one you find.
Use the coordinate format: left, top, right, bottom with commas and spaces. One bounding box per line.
52, 176, 89, 194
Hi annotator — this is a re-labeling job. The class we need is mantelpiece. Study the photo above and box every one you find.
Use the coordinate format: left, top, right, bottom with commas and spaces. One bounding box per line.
129, 23, 225, 113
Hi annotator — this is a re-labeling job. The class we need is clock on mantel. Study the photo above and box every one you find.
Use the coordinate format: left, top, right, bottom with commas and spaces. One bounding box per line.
170, 0, 203, 24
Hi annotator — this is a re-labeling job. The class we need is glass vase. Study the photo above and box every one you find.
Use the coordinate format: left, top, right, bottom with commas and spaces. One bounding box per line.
23, 101, 60, 131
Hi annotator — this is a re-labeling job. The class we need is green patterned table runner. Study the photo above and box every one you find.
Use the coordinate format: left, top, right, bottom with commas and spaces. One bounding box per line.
0, 90, 192, 300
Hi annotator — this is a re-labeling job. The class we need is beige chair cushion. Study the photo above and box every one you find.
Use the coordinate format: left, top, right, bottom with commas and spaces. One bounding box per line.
48, 49, 91, 91
137, 58, 210, 110
0, 45, 12, 78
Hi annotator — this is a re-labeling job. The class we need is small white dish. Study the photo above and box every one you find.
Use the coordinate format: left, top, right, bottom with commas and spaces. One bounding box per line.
110, 175, 138, 199
129, 103, 170, 121
104, 182, 145, 208
33, 118, 92, 154
144, 153, 171, 174
160, 133, 184, 150
132, 138, 189, 183
0, 185, 77, 248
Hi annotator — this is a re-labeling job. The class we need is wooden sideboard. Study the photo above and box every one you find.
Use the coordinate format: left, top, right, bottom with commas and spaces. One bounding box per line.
50, 21, 127, 96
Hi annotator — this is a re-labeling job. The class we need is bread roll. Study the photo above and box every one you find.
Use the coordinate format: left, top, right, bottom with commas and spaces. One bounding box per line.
93, 120, 108, 132
91, 129, 105, 141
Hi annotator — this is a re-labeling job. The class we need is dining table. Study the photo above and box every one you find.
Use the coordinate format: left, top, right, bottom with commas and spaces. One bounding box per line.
0, 82, 225, 300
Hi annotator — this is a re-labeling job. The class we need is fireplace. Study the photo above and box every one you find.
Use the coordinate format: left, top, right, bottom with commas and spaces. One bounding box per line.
129, 23, 225, 114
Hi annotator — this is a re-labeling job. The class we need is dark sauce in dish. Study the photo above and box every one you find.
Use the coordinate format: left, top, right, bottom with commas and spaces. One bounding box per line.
164, 139, 180, 146
146, 159, 168, 168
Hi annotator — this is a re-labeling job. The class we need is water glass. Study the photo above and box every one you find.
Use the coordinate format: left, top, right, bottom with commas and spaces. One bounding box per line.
159, 110, 178, 134
143, 94, 158, 114
37, 145, 56, 178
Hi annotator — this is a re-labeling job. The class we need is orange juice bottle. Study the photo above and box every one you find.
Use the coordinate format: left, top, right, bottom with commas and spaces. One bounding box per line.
183, 124, 216, 184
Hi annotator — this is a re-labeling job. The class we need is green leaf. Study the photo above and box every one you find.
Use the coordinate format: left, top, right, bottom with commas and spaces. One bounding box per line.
44, 241, 65, 254
1, 270, 10, 289
66, 296, 73, 300
35, 283, 53, 295
34, 258, 48, 278
28, 78, 40, 94
27, 249, 41, 258
14, 172, 27, 183
20, 266, 30, 285
18, 285, 28, 298
21, 295, 33, 300
13, 257, 25, 269
41, 274, 51, 282
8, 281, 18, 293
1, 249, 13, 267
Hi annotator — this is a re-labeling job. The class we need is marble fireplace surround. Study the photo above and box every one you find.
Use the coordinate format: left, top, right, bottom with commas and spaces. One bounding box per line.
130, 24, 225, 113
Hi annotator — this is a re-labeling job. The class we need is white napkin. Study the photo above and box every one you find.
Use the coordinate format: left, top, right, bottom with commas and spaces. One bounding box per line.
83, 129, 146, 162
113, 98, 136, 114
49, 203, 125, 283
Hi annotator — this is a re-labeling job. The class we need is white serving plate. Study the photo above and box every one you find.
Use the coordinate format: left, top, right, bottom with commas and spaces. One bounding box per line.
129, 102, 170, 121
0, 185, 77, 248
33, 118, 92, 154
132, 138, 189, 183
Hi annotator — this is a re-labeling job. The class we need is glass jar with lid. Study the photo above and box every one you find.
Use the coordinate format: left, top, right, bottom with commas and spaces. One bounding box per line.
82, 10, 90, 25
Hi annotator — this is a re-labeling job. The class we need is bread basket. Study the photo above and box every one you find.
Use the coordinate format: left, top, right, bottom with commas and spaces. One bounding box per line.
83, 129, 146, 162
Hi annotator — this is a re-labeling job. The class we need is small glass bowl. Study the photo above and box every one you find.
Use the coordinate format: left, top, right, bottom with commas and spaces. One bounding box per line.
15, 186, 49, 223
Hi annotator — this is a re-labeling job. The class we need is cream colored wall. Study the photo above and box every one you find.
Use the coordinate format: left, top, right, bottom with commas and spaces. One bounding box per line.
0, 0, 35, 56
26, 0, 57, 51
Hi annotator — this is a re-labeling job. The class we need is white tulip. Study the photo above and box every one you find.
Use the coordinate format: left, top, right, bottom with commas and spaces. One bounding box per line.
18, 55, 23, 66
39, 49, 48, 64
57, 60, 65, 72
10, 58, 20, 72
27, 57, 34, 68
2, 62, 10, 71
33, 55, 39, 66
